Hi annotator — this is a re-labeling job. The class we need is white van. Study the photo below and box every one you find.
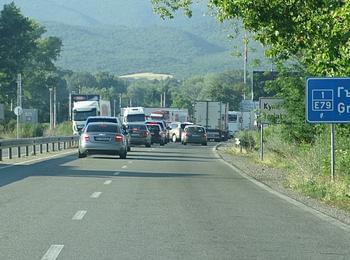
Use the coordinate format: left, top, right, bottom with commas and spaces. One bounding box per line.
122, 107, 146, 124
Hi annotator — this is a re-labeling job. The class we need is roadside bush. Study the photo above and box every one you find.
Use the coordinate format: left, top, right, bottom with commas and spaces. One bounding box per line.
229, 125, 350, 211
20, 124, 45, 138
44, 121, 72, 136
237, 130, 256, 151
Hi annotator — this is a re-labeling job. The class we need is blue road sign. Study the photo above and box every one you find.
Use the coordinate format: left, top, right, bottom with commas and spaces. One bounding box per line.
306, 78, 350, 123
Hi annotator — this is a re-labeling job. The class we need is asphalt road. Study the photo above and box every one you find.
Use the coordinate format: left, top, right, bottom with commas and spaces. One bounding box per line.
0, 142, 349, 259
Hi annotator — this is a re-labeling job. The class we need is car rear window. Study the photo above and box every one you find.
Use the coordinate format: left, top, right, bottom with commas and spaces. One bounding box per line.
87, 124, 119, 133
181, 123, 191, 130
147, 125, 160, 132
187, 127, 205, 133
87, 118, 118, 124
128, 125, 147, 133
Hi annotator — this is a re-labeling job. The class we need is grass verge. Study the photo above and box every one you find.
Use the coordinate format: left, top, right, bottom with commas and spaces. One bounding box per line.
229, 126, 350, 212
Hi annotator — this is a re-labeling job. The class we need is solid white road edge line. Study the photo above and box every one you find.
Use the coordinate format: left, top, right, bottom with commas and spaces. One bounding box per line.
0, 150, 75, 170
213, 145, 350, 232
104, 180, 112, 185
72, 210, 87, 220
41, 244, 64, 260
90, 192, 102, 198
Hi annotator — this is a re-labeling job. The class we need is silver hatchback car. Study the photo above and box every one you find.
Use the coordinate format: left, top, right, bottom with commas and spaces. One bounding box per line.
78, 122, 127, 159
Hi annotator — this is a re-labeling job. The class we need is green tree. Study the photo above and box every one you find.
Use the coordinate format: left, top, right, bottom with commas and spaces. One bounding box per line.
0, 2, 63, 122
65, 72, 97, 93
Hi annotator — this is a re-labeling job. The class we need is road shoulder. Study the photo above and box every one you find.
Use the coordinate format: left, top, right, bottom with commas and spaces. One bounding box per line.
215, 143, 350, 227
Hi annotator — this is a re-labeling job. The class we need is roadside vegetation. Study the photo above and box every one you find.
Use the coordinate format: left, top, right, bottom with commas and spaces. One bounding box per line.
228, 125, 350, 212
0, 121, 72, 139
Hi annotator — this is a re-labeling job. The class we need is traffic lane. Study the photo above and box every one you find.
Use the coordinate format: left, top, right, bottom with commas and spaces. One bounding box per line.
0, 153, 131, 259
45, 144, 350, 259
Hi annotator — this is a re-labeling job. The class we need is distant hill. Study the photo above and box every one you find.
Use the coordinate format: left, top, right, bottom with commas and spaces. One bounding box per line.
0, 0, 208, 27
1, 0, 271, 77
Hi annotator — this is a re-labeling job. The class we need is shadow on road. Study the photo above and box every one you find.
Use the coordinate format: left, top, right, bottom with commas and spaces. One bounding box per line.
0, 153, 211, 188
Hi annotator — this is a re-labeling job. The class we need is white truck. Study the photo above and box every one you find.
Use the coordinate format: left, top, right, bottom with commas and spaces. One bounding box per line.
228, 111, 240, 138
122, 107, 146, 124
193, 101, 229, 141
99, 100, 111, 117
72, 100, 100, 135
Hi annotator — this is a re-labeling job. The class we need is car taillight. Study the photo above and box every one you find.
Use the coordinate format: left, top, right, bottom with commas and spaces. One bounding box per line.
81, 134, 89, 141
115, 134, 124, 142
143, 131, 149, 137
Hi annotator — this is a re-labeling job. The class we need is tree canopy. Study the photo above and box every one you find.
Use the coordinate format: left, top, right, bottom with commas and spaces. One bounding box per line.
0, 2, 62, 121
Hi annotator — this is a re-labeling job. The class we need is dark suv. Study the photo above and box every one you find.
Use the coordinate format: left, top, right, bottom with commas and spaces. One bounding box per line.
146, 123, 165, 146
127, 123, 152, 147
181, 125, 207, 146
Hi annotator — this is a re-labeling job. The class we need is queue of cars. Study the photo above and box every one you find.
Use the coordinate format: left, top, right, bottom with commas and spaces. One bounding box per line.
77, 116, 223, 158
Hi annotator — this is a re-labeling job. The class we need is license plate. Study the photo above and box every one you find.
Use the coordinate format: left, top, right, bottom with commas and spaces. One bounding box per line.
95, 137, 110, 141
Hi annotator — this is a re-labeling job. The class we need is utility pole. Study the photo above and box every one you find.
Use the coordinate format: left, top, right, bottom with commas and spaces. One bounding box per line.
49, 87, 53, 130
113, 99, 116, 117
53, 86, 57, 128
16, 73, 22, 139
119, 93, 122, 116
243, 31, 248, 86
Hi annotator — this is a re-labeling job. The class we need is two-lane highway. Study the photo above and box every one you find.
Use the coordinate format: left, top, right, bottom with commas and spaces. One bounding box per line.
0, 143, 349, 259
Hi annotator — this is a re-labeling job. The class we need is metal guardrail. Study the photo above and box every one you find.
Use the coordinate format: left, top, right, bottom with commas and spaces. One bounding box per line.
0, 136, 79, 161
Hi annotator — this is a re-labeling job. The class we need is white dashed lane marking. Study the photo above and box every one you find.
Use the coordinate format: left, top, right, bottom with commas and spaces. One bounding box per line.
122, 165, 127, 169
41, 245, 64, 260
72, 210, 87, 220
90, 192, 102, 198
114, 172, 120, 176
104, 180, 112, 185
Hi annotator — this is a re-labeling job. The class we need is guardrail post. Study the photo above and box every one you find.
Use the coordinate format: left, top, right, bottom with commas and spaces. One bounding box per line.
64, 141, 66, 149
26, 146, 29, 157
40, 144, 43, 154
33, 144, 36, 156
58, 141, 61, 150
18, 146, 21, 158
0, 149, 2, 161
52, 142, 55, 151
46, 143, 49, 153
9, 147, 12, 159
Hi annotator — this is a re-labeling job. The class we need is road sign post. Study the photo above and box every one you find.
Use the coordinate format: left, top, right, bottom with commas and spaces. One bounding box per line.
306, 78, 350, 181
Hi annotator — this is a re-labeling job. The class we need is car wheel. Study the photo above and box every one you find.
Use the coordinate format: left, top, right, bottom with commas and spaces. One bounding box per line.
146, 143, 151, 147
183, 142, 187, 145
201, 142, 207, 146
78, 151, 86, 158
119, 149, 127, 159
127, 146, 131, 152
160, 141, 165, 146
172, 135, 177, 143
